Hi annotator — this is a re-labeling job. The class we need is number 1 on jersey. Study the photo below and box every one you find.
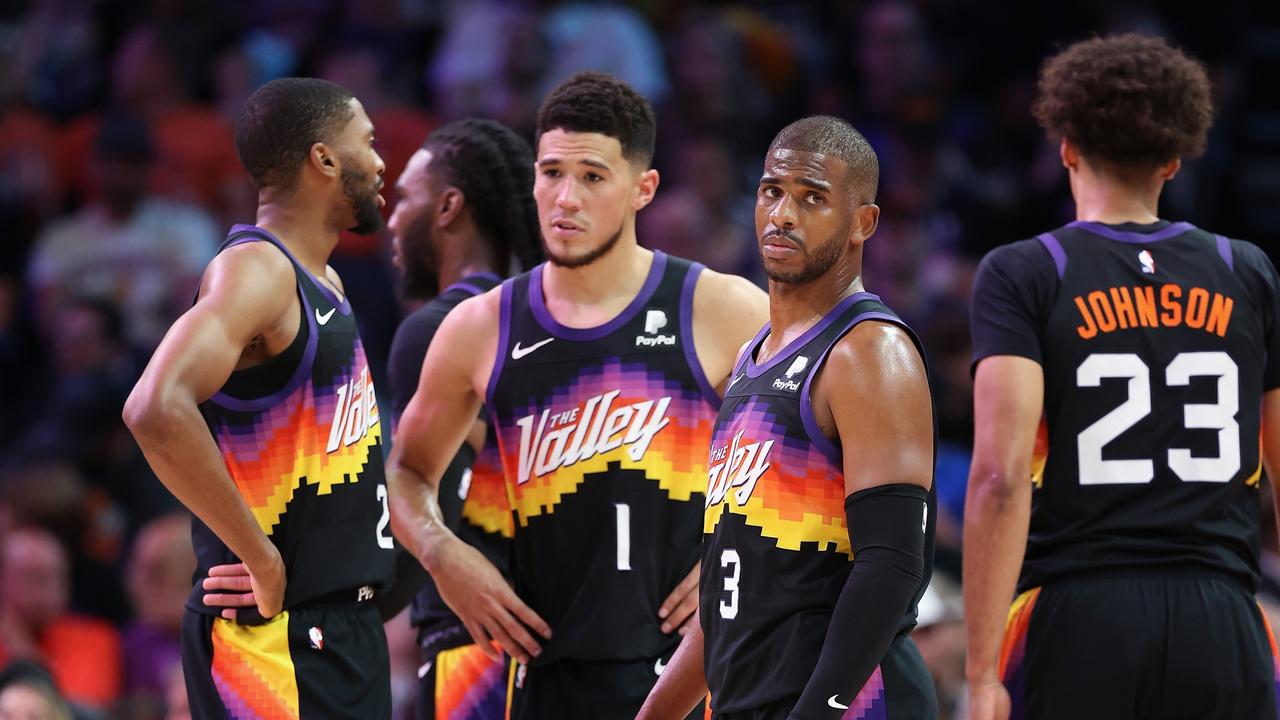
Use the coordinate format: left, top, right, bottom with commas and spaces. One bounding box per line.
616, 503, 632, 571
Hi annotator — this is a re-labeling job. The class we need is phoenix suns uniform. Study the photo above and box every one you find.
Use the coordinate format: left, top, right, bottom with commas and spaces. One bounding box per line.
386, 272, 513, 720
487, 251, 717, 719
971, 220, 1280, 719
181, 226, 395, 720
701, 292, 937, 720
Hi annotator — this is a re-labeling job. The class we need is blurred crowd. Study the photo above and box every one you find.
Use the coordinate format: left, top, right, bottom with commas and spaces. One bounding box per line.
0, 1, 1272, 718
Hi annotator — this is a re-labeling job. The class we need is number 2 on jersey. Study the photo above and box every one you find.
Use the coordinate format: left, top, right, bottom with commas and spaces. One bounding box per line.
1076, 351, 1239, 484
375, 484, 394, 549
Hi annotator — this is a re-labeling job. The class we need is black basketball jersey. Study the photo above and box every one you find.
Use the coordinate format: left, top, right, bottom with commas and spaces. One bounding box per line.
701, 292, 937, 714
391, 274, 514, 653
486, 251, 720, 664
971, 220, 1280, 593
188, 225, 394, 614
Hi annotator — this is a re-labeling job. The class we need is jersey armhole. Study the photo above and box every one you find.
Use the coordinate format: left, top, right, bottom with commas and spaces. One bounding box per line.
679, 263, 723, 407
799, 311, 920, 466
208, 280, 318, 412
485, 280, 515, 409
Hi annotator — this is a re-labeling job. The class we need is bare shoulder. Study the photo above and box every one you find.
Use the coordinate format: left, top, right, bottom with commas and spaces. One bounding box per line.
198, 241, 295, 314
431, 283, 503, 393
692, 269, 768, 348
821, 320, 928, 409
691, 269, 768, 391
693, 269, 768, 319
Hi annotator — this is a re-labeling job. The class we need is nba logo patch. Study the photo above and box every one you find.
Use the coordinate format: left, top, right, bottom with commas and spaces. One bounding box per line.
1138, 250, 1156, 274
515, 663, 527, 689
308, 626, 324, 651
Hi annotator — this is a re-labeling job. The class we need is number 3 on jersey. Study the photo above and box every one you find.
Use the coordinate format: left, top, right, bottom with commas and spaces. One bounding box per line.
1076, 351, 1240, 484
720, 549, 740, 619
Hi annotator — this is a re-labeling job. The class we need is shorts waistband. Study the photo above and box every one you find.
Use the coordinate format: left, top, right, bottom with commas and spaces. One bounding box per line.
297, 584, 379, 608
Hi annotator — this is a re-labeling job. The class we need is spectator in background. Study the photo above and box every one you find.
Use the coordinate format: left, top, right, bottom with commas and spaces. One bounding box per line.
0, 662, 72, 720
120, 513, 194, 719
27, 113, 220, 351
0, 526, 122, 713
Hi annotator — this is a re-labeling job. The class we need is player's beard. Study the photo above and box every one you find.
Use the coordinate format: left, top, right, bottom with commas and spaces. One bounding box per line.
760, 219, 851, 285
543, 220, 624, 269
397, 210, 439, 300
343, 165, 385, 236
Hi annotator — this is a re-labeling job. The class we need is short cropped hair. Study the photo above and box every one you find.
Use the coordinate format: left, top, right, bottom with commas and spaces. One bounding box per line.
234, 77, 355, 190
768, 115, 879, 204
1033, 34, 1213, 169
536, 71, 656, 167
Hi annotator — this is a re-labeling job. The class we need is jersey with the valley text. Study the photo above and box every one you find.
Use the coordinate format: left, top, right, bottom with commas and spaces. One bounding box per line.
487, 251, 720, 664
971, 220, 1280, 593
701, 292, 936, 714
188, 225, 394, 615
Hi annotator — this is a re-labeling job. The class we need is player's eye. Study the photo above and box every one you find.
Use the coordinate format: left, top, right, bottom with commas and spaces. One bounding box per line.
586, 172, 604, 182
806, 192, 825, 205
760, 186, 780, 198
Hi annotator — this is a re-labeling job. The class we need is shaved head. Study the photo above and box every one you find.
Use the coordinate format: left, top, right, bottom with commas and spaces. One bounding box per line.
768, 116, 878, 204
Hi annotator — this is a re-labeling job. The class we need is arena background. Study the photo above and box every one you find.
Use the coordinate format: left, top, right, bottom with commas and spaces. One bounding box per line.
0, 1, 1275, 718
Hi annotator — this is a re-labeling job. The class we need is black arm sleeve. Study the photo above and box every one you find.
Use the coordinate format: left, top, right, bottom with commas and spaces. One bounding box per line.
788, 484, 929, 720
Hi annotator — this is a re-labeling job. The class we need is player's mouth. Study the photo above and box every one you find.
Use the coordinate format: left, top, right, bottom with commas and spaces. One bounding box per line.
549, 218, 585, 239
762, 232, 801, 259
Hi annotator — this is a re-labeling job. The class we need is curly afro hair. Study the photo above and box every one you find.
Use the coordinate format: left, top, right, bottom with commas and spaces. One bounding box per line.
1033, 34, 1213, 170
536, 71, 656, 167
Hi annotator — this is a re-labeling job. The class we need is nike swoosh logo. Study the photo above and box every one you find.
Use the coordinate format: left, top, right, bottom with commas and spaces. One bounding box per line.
511, 337, 554, 360
417, 661, 432, 679
828, 694, 849, 710
654, 657, 666, 676
315, 307, 336, 325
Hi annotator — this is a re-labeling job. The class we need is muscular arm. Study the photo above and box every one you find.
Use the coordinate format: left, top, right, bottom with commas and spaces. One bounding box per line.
962, 356, 1043, 720
387, 292, 550, 662
692, 270, 768, 392
790, 322, 934, 719
122, 243, 297, 617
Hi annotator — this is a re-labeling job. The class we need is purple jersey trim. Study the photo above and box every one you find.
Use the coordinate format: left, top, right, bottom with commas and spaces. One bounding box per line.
528, 251, 668, 341
743, 291, 880, 379
443, 282, 487, 297
228, 224, 353, 316
209, 284, 320, 412
486, 280, 514, 408
1066, 220, 1195, 244
798, 310, 904, 465
1036, 233, 1067, 279
1215, 235, 1234, 271
679, 263, 722, 408
442, 272, 502, 299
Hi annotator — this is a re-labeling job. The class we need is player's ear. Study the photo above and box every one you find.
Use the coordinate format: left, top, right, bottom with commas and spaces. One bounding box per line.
633, 168, 660, 212
851, 203, 880, 245
1159, 157, 1182, 182
437, 187, 465, 228
1059, 138, 1079, 172
310, 142, 339, 178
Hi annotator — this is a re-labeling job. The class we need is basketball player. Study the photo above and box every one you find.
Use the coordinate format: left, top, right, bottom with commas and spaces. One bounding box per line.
123, 78, 394, 719
640, 116, 938, 720
965, 34, 1280, 720
381, 118, 542, 720
387, 71, 769, 719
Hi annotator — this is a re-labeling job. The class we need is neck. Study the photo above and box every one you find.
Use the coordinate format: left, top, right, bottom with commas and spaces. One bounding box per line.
1071, 165, 1163, 224
542, 233, 651, 307
765, 259, 863, 349
255, 192, 341, 276
437, 233, 500, 289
